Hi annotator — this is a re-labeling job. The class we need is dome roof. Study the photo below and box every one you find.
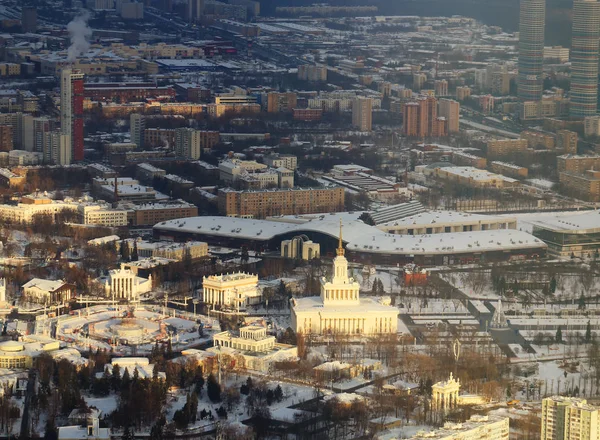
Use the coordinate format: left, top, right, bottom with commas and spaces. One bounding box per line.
0, 340, 24, 352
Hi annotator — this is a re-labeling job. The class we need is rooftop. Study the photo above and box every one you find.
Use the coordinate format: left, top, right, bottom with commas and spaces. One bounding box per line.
531, 210, 600, 233
155, 215, 546, 256
378, 210, 515, 228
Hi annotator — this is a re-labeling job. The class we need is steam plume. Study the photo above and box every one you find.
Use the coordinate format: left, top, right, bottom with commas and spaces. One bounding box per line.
66, 11, 92, 62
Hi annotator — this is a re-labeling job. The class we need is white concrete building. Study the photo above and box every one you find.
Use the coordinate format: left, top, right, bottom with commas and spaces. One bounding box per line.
131, 240, 208, 261
103, 265, 152, 300
78, 204, 128, 227
210, 324, 297, 371
291, 226, 398, 335
58, 418, 110, 440
281, 238, 320, 260
406, 415, 509, 440
201, 272, 261, 310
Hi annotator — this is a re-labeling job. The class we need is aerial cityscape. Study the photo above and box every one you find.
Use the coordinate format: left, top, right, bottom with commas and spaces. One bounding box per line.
0, 0, 597, 439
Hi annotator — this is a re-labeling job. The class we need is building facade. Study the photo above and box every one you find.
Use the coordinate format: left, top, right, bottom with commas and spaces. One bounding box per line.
569, 0, 600, 118
542, 396, 600, 440
201, 272, 261, 310
291, 232, 398, 335
438, 99, 460, 133
352, 97, 373, 132
130, 113, 145, 148
518, 0, 546, 101
217, 187, 345, 218
60, 69, 84, 162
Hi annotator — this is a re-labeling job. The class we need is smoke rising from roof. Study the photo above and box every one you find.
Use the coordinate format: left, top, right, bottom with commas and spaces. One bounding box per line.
66, 10, 92, 62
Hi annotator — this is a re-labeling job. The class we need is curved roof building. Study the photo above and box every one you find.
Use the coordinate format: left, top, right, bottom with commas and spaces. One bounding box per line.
153, 212, 547, 266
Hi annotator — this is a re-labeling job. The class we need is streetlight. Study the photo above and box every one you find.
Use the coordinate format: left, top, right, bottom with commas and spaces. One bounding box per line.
192, 298, 199, 317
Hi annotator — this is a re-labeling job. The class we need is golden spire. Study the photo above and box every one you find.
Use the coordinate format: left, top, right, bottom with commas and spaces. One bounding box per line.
337, 219, 345, 256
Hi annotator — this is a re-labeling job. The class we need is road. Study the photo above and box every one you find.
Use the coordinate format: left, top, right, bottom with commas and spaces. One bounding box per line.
20, 370, 36, 439
460, 119, 521, 138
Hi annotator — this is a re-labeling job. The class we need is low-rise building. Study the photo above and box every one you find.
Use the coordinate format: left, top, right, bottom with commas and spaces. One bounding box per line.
490, 161, 529, 179
376, 211, 517, 235
126, 201, 198, 226
406, 415, 509, 440
92, 177, 161, 203
209, 325, 297, 371
423, 166, 520, 189
136, 163, 166, 183
22, 279, 75, 304
101, 265, 152, 301
78, 204, 128, 227
281, 238, 320, 260
452, 152, 487, 169
201, 272, 261, 310
532, 210, 600, 257
263, 154, 298, 170
0, 168, 24, 188
132, 240, 208, 260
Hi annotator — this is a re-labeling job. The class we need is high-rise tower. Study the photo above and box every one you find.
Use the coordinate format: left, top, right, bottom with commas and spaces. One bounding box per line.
570, 0, 600, 118
518, 0, 546, 102
60, 68, 84, 162
352, 97, 373, 132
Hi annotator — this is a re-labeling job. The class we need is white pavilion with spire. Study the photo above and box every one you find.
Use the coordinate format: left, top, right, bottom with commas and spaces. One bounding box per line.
290, 222, 398, 335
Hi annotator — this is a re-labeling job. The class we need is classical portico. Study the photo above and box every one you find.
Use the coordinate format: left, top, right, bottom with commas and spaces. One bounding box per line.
432, 373, 460, 411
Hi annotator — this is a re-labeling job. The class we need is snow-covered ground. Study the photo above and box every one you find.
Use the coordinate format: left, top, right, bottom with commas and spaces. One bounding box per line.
50, 305, 219, 356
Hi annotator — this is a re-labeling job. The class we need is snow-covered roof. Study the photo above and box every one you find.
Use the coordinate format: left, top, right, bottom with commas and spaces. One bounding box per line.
155, 215, 547, 256
378, 210, 513, 228
347, 229, 545, 255
530, 210, 600, 233
22, 278, 70, 293
293, 297, 399, 314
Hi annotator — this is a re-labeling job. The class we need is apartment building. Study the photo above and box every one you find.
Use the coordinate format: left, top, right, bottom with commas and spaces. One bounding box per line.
557, 154, 600, 173
542, 396, 600, 440
78, 204, 129, 227
127, 201, 198, 226
438, 99, 460, 133
218, 187, 345, 218
297, 65, 327, 82
486, 139, 529, 158
144, 128, 176, 148
456, 86, 471, 101
490, 161, 529, 179
0, 125, 12, 152
556, 130, 578, 154
263, 154, 298, 170
352, 97, 373, 132
559, 170, 600, 202
521, 130, 556, 149
267, 92, 297, 113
